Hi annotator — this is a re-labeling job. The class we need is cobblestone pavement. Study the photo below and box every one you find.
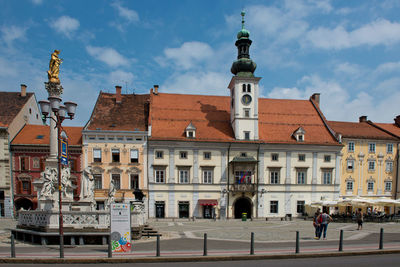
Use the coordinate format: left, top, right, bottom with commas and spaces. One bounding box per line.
1, 217, 399, 246
150, 219, 400, 242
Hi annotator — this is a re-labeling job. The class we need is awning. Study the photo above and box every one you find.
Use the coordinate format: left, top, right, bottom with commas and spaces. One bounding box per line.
198, 199, 218, 206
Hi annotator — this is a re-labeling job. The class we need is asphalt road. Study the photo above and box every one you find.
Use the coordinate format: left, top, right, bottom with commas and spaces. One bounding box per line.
1, 254, 400, 267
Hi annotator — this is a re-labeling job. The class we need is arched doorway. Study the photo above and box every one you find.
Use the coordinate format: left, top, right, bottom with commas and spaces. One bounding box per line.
15, 198, 33, 211
234, 197, 252, 219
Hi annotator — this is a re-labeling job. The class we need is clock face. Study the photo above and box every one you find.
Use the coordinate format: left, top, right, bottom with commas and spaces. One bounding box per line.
242, 94, 252, 105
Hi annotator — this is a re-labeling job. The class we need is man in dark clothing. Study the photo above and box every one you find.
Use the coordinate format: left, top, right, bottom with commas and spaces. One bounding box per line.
313, 208, 321, 240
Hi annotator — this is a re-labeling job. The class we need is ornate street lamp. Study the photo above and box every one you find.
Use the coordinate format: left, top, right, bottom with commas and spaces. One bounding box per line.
38, 98, 77, 258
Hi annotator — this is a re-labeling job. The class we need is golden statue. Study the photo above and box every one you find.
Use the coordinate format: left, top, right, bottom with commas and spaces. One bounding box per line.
47, 50, 62, 83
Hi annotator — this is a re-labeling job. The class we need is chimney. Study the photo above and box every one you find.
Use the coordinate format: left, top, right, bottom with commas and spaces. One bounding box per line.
154, 85, 159, 95
394, 115, 400, 127
359, 115, 367, 122
311, 93, 320, 105
20, 84, 27, 97
115, 85, 122, 104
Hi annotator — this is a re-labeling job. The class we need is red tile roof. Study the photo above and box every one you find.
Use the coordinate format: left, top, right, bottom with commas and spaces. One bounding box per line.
328, 121, 398, 141
0, 92, 34, 127
373, 123, 400, 138
150, 93, 339, 145
12, 124, 82, 146
85, 92, 150, 131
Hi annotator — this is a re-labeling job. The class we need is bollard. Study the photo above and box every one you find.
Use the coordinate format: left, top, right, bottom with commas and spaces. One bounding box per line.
379, 228, 384, 250
60, 235, 64, 258
156, 235, 160, 257
11, 232, 15, 258
108, 235, 112, 258
250, 232, 254, 255
339, 229, 343, 251
295, 231, 299, 254
203, 233, 207, 256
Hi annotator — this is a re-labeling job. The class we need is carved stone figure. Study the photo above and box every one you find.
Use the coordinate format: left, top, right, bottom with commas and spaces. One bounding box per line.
81, 167, 95, 200
40, 167, 57, 199
48, 50, 62, 83
61, 167, 73, 199
105, 180, 116, 210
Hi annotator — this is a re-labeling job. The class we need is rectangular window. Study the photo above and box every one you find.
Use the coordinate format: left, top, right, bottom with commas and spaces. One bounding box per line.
368, 161, 375, 171
270, 170, 280, 184
32, 157, 40, 169
94, 174, 102, 189
369, 143, 376, 153
203, 152, 211, 160
180, 151, 188, 159
155, 169, 165, 183
297, 201, 305, 214
385, 181, 392, 191
322, 170, 332, 184
112, 149, 120, 162
111, 174, 121, 190
22, 181, 30, 191
20, 156, 29, 171
348, 142, 355, 152
155, 151, 163, 159
271, 153, 279, 161
244, 108, 250, 118
270, 201, 278, 214
298, 154, 305, 161
346, 181, 353, 191
324, 155, 331, 162
297, 170, 306, 184
386, 162, 393, 172
235, 171, 252, 184
244, 131, 250, 140
130, 149, 139, 163
347, 160, 354, 170
387, 143, 393, 154
367, 181, 374, 191
179, 169, 190, 184
130, 174, 139, 189
93, 148, 102, 162
203, 169, 213, 184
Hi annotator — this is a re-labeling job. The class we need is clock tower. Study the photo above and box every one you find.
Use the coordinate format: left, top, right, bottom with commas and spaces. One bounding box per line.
228, 11, 261, 141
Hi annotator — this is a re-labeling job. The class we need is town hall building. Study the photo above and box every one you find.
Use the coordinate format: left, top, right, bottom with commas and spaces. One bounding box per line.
146, 13, 343, 219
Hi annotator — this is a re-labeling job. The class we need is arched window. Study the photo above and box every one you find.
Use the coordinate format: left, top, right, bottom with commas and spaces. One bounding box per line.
247, 84, 251, 92
242, 84, 246, 92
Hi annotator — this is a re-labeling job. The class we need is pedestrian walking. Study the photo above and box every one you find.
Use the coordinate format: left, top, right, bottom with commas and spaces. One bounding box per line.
317, 211, 333, 240
356, 208, 363, 230
313, 208, 321, 240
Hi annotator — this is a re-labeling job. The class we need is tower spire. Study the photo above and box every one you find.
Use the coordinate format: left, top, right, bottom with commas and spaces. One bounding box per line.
231, 11, 257, 77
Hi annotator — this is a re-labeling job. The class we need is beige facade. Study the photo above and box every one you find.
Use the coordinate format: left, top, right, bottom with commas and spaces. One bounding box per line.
82, 131, 148, 210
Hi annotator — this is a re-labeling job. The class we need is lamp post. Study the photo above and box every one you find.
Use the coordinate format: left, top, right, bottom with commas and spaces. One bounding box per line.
38, 98, 77, 258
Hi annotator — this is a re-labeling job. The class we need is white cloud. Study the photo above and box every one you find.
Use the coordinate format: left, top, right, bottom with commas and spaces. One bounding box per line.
162, 71, 229, 96
110, 70, 134, 85
1, 25, 27, 47
162, 42, 214, 70
374, 61, 400, 74
86, 46, 130, 67
306, 19, 400, 49
111, 1, 139, 22
50, 16, 80, 38
334, 62, 363, 77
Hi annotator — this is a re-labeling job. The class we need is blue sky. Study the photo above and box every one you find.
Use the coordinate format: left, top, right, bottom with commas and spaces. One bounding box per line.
1, 0, 400, 126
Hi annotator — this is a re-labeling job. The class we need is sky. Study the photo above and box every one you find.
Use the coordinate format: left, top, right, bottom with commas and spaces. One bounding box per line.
0, 0, 400, 126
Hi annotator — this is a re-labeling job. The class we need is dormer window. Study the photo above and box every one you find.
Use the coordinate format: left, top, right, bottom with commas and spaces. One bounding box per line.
185, 122, 196, 139
293, 127, 306, 142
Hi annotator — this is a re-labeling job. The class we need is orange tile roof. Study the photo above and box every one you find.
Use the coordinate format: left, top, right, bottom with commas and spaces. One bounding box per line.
373, 123, 400, 138
0, 92, 34, 127
85, 92, 150, 131
150, 93, 339, 145
328, 121, 398, 141
12, 124, 82, 146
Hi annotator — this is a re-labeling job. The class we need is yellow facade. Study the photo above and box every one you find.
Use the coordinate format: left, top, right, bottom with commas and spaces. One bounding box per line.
340, 138, 398, 199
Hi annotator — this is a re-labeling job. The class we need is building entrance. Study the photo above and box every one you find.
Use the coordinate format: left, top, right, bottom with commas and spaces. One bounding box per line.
155, 201, 165, 218
14, 198, 33, 211
234, 197, 252, 219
